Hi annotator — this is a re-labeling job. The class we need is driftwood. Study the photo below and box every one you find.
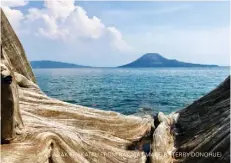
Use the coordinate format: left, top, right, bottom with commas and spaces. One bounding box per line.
174, 76, 230, 163
151, 112, 179, 163
1, 56, 24, 142
1, 9, 152, 163
1, 10, 36, 83
151, 78, 230, 163
1, 8, 230, 163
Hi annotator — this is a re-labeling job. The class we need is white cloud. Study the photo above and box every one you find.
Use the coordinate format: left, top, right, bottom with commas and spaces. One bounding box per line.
2, 0, 132, 53
43, 0, 75, 19
1, 0, 28, 7
107, 27, 132, 51
1, 0, 28, 31
2, 7, 24, 30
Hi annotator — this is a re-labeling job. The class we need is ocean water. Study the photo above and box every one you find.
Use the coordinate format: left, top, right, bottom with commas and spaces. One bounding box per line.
34, 67, 229, 115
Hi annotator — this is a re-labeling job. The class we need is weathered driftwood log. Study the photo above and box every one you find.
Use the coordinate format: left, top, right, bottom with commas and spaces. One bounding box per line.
1, 63, 17, 142
1, 9, 152, 163
1, 9, 36, 83
1, 78, 153, 163
1, 58, 24, 142
174, 76, 230, 163
151, 112, 179, 163
151, 77, 230, 163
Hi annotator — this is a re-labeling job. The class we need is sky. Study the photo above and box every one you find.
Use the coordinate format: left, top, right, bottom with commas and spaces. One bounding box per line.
1, 0, 230, 67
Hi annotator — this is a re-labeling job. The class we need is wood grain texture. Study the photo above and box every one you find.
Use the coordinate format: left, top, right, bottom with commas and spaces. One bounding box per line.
1, 9, 36, 83
174, 76, 230, 163
1, 9, 152, 163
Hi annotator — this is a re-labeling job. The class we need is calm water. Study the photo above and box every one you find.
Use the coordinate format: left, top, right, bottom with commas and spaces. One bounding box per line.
34, 67, 229, 115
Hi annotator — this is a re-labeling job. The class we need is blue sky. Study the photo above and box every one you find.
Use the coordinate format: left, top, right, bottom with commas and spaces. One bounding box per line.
2, 0, 230, 66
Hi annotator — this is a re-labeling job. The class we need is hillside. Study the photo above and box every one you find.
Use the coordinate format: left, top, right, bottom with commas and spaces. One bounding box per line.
30, 60, 89, 68
119, 53, 218, 67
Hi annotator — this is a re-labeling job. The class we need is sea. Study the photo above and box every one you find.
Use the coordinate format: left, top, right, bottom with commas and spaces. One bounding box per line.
34, 67, 230, 115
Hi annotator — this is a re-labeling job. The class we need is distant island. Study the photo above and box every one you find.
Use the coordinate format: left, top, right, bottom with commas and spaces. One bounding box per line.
118, 53, 218, 68
30, 60, 89, 68
31, 54, 219, 68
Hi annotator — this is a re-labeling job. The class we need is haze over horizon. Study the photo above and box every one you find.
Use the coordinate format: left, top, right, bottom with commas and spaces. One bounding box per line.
1, 0, 230, 67
29, 53, 223, 68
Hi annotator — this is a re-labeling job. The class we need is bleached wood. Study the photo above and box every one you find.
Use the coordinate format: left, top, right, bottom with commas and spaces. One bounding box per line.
1, 9, 152, 163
